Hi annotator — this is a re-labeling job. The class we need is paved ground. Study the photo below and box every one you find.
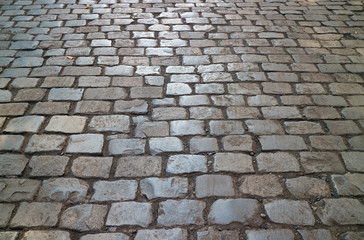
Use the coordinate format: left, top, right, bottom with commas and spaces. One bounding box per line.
0, 0, 364, 239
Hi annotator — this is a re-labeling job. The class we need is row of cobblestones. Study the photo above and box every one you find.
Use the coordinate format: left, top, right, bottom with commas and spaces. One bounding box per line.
1, 0, 364, 239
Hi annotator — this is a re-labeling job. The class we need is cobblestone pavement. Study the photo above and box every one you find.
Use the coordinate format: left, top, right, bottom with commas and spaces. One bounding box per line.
0, 0, 364, 239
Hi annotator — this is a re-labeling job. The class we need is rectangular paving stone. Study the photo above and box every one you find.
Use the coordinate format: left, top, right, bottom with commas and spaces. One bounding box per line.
30, 102, 70, 115
246, 229, 294, 240
316, 198, 364, 225
0, 103, 28, 116
158, 200, 205, 226
25, 134, 66, 152
29, 155, 69, 177
259, 135, 308, 150
30, 66, 62, 77
22, 231, 71, 240
167, 155, 207, 174
37, 178, 88, 203
109, 138, 146, 155
62, 66, 102, 76
71, 156, 112, 179
0, 179, 40, 202
66, 134, 104, 153
41, 76, 75, 88
45, 115, 87, 133
115, 156, 162, 177
114, 100, 148, 113
106, 202, 152, 227
48, 88, 84, 101
341, 152, 364, 172
0, 154, 28, 176
10, 202, 62, 228
257, 152, 300, 172
209, 199, 261, 225
136, 229, 187, 240
300, 152, 345, 173
92, 180, 137, 201
0, 204, 15, 227
196, 175, 234, 198
171, 120, 205, 136
88, 115, 130, 132
141, 177, 188, 199
0, 135, 24, 151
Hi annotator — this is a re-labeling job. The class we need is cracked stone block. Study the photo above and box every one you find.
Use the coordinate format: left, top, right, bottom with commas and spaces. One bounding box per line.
115, 156, 162, 177
141, 177, 188, 199
0, 179, 40, 202
298, 229, 333, 240
45, 116, 87, 133
80, 233, 130, 240
214, 153, 254, 173
341, 152, 364, 172
29, 155, 69, 177
300, 152, 345, 173
257, 152, 300, 172
246, 229, 294, 240
285, 176, 330, 198
88, 115, 130, 132
5, 116, 44, 133
208, 199, 261, 225
25, 134, 66, 152
136, 228, 187, 240
0, 204, 15, 227
195, 175, 234, 198
315, 198, 364, 225
264, 200, 315, 226
72, 157, 112, 178
66, 134, 104, 153
158, 200, 205, 226
222, 135, 253, 151
22, 231, 71, 240
239, 175, 283, 197
0, 232, 18, 240
0, 135, 24, 151
10, 202, 62, 227
0, 154, 28, 176
197, 229, 239, 240
331, 173, 364, 196
149, 137, 183, 155
106, 202, 152, 227
60, 204, 108, 231
37, 178, 89, 203
109, 138, 146, 155
167, 155, 207, 174
92, 180, 137, 201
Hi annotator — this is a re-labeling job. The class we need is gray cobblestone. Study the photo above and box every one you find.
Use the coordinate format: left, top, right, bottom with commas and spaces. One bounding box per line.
141, 177, 188, 199
0, 154, 28, 176
60, 204, 107, 231
106, 202, 152, 227
208, 199, 261, 225
92, 180, 137, 201
37, 178, 88, 203
158, 200, 205, 226
10, 202, 62, 227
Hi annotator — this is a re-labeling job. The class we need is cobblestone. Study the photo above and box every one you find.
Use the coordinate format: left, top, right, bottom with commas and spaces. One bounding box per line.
0, 0, 362, 237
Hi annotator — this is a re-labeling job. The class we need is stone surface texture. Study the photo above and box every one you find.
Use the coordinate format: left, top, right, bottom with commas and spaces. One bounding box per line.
0, 0, 363, 238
